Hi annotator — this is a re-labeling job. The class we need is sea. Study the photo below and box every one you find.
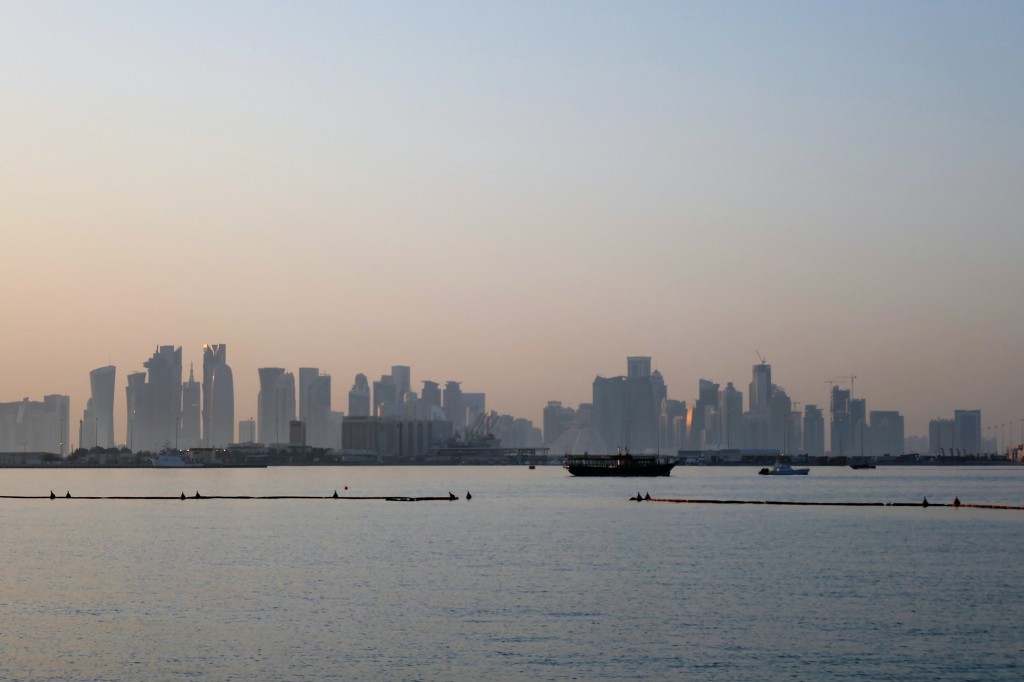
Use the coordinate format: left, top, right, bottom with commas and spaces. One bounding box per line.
1, 465, 1022, 681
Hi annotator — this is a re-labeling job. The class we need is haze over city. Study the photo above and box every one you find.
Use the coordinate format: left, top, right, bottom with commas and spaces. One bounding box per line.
3, 2, 1022, 440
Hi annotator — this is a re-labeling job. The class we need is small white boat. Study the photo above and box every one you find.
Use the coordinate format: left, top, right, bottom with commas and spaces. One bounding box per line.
758, 463, 809, 476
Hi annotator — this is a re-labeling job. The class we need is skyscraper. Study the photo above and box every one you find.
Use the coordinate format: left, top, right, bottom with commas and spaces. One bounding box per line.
89, 365, 116, 448
299, 367, 320, 423
443, 381, 465, 431
803, 405, 825, 457
272, 372, 296, 444
954, 410, 982, 455
126, 345, 182, 452
306, 372, 331, 447
718, 382, 743, 449
203, 344, 233, 446
749, 362, 772, 415
258, 367, 285, 444
348, 374, 370, 417
180, 364, 201, 448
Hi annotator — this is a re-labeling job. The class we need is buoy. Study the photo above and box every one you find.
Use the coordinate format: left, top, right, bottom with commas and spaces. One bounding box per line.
50, 490, 55, 499
333, 490, 339, 499
180, 492, 186, 500
448, 492, 456, 501
922, 497, 929, 507
644, 492, 651, 501
344, 485, 348, 490
953, 496, 961, 507
466, 491, 472, 500
636, 491, 643, 502
65, 491, 71, 498
194, 491, 201, 499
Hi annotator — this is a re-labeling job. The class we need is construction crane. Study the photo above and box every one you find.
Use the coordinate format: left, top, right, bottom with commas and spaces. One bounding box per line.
839, 374, 858, 400
755, 349, 768, 365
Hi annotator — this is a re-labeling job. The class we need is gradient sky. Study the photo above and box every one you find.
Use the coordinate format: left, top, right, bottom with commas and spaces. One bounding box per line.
2, 1, 1022, 443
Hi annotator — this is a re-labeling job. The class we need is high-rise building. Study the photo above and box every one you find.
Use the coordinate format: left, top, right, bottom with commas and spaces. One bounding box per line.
208, 363, 234, 446
306, 372, 331, 447
238, 419, 256, 443
299, 367, 320, 423
768, 386, 793, 452
421, 381, 442, 419
0, 395, 69, 454
348, 374, 371, 417
443, 381, 465, 431
89, 365, 116, 448
272, 372, 296, 444
126, 371, 147, 451
749, 362, 772, 415
954, 410, 982, 455
373, 374, 396, 417
203, 344, 233, 446
391, 365, 411, 415
592, 357, 664, 453
851, 398, 867, 457
258, 368, 285, 444
830, 386, 851, 455
718, 382, 744, 449
929, 418, 955, 455
803, 405, 825, 457
869, 411, 904, 456
143, 345, 183, 452
180, 364, 201, 448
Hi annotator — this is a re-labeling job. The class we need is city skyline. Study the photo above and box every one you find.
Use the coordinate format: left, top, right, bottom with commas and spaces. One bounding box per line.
3, 3, 1022, 443
3, 344, 1022, 453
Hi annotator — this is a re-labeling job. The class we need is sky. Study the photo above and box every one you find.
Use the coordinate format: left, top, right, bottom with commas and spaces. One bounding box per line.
2, 1, 1022, 443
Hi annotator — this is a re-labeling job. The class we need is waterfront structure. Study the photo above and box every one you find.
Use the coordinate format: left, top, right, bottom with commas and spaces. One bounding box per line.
348, 374, 371, 417
202, 344, 234, 446
258, 368, 285, 444
289, 419, 306, 446
0, 395, 70, 454
341, 416, 453, 459
180, 364, 201, 449
89, 365, 116, 448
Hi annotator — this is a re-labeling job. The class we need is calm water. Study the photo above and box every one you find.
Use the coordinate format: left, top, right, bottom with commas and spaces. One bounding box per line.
2, 465, 1022, 681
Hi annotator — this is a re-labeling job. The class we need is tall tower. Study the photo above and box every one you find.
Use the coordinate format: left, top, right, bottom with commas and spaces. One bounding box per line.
202, 344, 233, 446
306, 372, 331, 447
299, 367, 320, 423
180, 364, 201, 448
273, 372, 296, 445
89, 365, 116, 448
750, 362, 772, 415
348, 374, 370, 417
258, 368, 285, 444
143, 345, 182, 452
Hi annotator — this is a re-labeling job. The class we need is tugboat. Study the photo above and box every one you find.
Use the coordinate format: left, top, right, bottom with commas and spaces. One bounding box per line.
563, 451, 675, 477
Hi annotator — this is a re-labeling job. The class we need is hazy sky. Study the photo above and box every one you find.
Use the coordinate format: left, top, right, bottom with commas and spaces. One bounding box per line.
2, 1, 1022, 442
